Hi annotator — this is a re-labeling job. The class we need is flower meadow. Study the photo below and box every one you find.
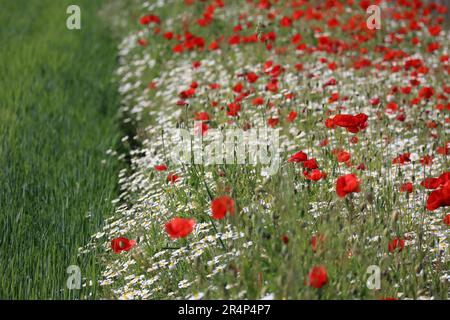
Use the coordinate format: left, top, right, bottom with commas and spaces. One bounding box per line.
79, 0, 450, 300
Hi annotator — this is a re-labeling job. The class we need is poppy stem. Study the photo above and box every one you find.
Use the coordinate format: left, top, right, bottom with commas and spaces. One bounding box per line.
161, 129, 168, 163
191, 164, 226, 251
208, 215, 227, 252
203, 179, 213, 201
192, 164, 213, 200
345, 195, 355, 224
162, 246, 181, 250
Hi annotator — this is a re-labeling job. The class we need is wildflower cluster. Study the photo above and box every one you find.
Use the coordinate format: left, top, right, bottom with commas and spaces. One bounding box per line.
79, 0, 449, 300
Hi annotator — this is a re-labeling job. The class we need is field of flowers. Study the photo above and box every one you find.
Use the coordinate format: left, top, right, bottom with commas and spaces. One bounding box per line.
77, 0, 450, 300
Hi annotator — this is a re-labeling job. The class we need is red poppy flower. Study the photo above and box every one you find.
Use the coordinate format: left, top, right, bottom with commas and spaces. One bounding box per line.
287, 111, 298, 122
320, 138, 329, 147
396, 114, 406, 122
195, 111, 210, 121
437, 143, 449, 155
233, 82, 244, 93
388, 237, 405, 253
267, 118, 279, 128
428, 42, 440, 53
333, 114, 355, 127
265, 80, 278, 93
400, 182, 413, 193
426, 182, 450, 211
209, 40, 220, 50
208, 83, 220, 90
329, 92, 340, 103
288, 151, 308, 163
337, 151, 351, 163
303, 158, 318, 170
323, 78, 336, 88
350, 136, 359, 144
294, 63, 303, 71
252, 97, 264, 106
164, 31, 173, 40
336, 174, 361, 198
168, 173, 179, 183
111, 237, 136, 253
401, 86, 411, 94
194, 122, 208, 136
439, 172, 450, 185
227, 103, 241, 116
179, 88, 196, 99
165, 217, 195, 239
154, 164, 167, 171
325, 118, 335, 129
418, 87, 434, 100
328, 113, 368, 133
211, 196, 235, 220
427, 121, 438, 129
281, 234, 289, 244
304, 169, 325, 181
172, 44, 183, 53
429, 25, 441, 36
140, 14, 161, 25
370, 97, 380, 106
427, 189, 444, 211
444, 214, 450, 226
354, 113, 368, 127
308, 265, 328, 288
228, 34, 240, 45
386, 102, 398, 113
392, 153, 411, 165
421, 177, 440, 189
137, 38, 148, 46
280, 16, 292, 28
246, 72, 258, 83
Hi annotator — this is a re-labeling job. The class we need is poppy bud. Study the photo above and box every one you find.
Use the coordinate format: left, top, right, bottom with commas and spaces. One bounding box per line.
391, 211, 399, 223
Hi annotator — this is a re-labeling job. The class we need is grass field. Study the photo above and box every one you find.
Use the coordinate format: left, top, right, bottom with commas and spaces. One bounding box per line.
0, 0, 120, 299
